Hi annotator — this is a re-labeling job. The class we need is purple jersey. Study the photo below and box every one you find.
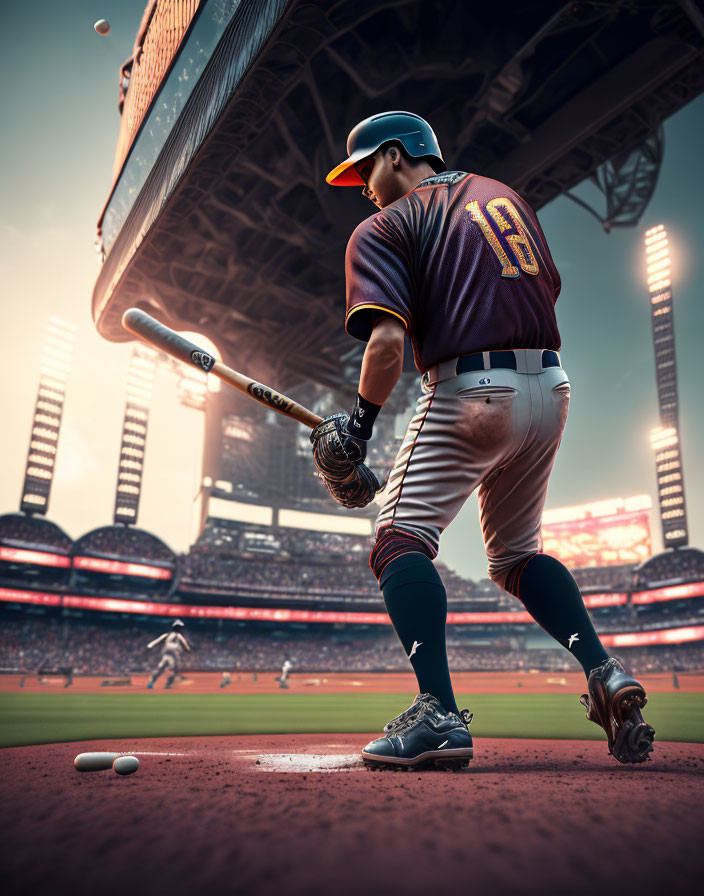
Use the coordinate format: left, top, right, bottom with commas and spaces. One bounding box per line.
345, 171, 561, 373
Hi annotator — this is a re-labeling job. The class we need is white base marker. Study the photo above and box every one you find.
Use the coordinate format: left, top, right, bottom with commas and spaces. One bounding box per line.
254, 753, 363, 773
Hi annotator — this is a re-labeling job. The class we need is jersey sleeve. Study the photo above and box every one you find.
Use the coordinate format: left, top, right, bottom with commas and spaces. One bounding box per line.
147, 633, 167, 649
344, 213, 414, 342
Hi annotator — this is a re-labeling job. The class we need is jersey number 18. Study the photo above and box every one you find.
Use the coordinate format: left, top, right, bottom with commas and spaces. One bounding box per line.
466, 198, 541, 278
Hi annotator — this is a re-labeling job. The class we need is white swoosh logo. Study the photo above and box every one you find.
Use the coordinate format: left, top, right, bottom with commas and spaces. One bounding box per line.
409, 640, 423, 658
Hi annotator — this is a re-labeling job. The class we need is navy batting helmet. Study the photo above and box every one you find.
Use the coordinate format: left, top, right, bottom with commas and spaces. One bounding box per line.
326, 111, 445, 186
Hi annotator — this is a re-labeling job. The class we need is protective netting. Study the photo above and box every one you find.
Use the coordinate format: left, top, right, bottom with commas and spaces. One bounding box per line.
113, 0, 203, 181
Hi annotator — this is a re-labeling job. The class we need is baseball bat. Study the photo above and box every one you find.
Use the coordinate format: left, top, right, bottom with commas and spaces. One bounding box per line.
121, 308, 322, 429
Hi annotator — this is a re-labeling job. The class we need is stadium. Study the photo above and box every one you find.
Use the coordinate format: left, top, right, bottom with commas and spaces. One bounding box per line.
3, 509, 704, 685
2, 2, 704, 896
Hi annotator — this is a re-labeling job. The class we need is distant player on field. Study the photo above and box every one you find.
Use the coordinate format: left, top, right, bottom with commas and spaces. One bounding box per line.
276, 657, 293, 689
146, 619, 190, 689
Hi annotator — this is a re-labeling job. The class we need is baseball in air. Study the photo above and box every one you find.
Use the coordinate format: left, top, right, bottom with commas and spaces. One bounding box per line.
113, 755, 140, 776
94, 19, 111, 36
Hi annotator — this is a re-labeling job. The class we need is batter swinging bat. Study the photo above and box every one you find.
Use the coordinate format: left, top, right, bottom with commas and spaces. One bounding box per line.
122, 308, 322, 429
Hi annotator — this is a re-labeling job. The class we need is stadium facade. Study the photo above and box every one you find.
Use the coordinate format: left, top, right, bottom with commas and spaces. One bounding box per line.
88, 0, 704, 549
7, 2, 704, 678
2, 512, 704, 676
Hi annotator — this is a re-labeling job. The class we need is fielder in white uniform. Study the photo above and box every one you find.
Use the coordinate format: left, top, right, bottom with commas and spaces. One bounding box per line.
276, 658, 293, 689
146, 619, 190, 689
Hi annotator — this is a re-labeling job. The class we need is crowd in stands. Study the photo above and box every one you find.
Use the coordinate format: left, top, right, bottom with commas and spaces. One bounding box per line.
195, 520, 267, 551
634, 548, 704, 588
0, 513, 72, 553
179, 548, 519, 611
195, 520, 375, 562
2, 613, 703, 676
2, 514, 704, 628
180, 552, 379, 595
571, 564, 635, 592
621, 644, 704, 674
0, 565, 71, 591
279, 529, 371, 559
73, 526, 174, 564
184, 521, 513, 608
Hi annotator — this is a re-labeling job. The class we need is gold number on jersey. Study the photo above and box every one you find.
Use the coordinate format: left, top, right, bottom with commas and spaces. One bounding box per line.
466, 198, 541, 278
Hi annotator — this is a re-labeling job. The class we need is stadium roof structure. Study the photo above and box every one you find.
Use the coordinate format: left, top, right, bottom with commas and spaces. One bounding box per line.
93, 0, 704, 400
0, 513, 72, 554
634, 546, 704, 588
72, 525, 175, 565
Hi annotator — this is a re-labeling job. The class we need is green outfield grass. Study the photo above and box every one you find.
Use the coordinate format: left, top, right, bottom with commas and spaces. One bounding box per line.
1, 691, 702, 748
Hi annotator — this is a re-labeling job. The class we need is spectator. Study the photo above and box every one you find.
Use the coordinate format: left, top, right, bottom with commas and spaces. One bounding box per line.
2, 614, 702, 675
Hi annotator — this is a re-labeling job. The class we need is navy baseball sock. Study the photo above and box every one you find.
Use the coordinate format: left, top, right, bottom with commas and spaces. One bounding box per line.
380, 552, 459, 716
513, 553, 609, 677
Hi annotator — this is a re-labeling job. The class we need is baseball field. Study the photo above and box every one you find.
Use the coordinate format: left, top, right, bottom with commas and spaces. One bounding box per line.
2, 670, 703, 747
2, 671, 703, 895
2, 673, 704, 747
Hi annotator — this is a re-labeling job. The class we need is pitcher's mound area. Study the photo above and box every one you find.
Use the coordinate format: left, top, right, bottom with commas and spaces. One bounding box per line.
1, 735, 703, 896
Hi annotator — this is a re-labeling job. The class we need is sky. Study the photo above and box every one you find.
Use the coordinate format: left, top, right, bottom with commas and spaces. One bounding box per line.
0, 2, 702, 581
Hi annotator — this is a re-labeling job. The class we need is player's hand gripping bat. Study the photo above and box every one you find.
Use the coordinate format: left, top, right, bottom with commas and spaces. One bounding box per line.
122, 308, 322, 428
121, 309, 386, 507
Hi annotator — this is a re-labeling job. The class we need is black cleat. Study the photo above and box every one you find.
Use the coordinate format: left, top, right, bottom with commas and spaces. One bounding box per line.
362, 694, 473, 771
580, 657, 655, 764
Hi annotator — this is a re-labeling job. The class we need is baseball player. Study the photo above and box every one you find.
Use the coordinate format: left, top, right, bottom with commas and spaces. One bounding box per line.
311, 111, 655, 769
276, 658, 293, 689
146, 619, 190, 689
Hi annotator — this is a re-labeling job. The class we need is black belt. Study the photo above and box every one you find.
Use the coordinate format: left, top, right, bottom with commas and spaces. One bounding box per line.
456, 350, 561, 375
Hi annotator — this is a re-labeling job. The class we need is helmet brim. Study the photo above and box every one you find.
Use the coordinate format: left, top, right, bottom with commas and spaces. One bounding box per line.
326, 146, 374, 186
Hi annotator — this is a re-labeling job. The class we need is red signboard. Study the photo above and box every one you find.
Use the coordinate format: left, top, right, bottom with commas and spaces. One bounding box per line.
584, 593, 628, 608
632, 582, 704, 604
60, 594, 389, 624
72, 556, 172, 580
57, 599, 623, 626
2, 588, 703, 645
449, 593, 627, 623
0, 547, 70, 568
602, 626, 704, 647
448, 610, 530, 624
0, 587, 62, 606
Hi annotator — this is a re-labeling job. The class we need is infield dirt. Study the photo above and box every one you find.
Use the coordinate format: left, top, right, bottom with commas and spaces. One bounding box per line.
1, 734, 703, 896
3, 668, 702, 694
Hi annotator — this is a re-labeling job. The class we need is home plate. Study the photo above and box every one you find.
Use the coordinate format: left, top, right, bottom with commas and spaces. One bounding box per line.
253, 753, 363, 773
